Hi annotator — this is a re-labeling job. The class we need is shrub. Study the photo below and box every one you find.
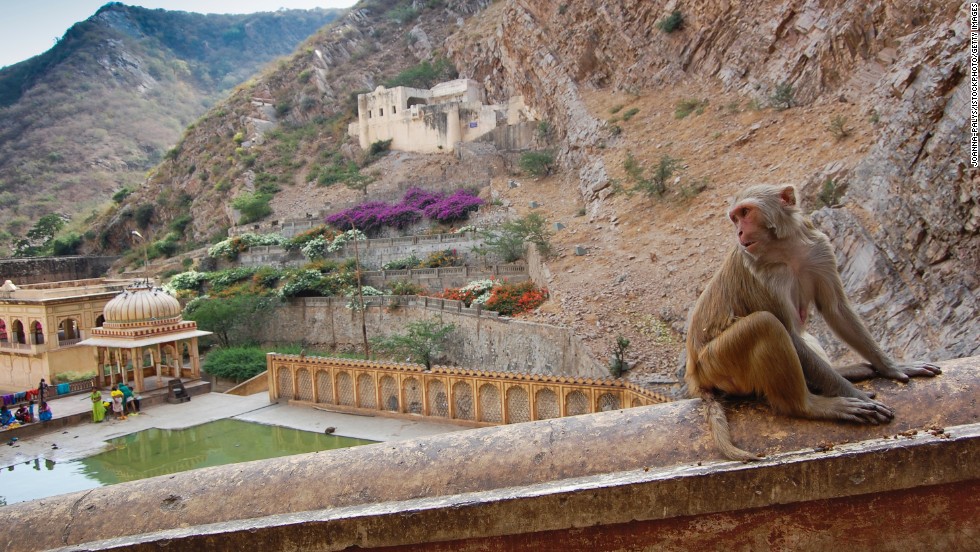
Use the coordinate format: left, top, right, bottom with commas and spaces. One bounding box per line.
432, 278, 496, 306
519, 150, 554, 177
483, 281, 549, 316
827, 115, 850, 140
164, 270, 209, 294
51, 232, 83, 256
389, 280, 426, 295
656, 10, 684, 33
621, 107, 641, 121
421, 249, 460, 268
817, 178, 844, 207
383, 255, 422, 270
232, 192, 273, 224
203, 346, 268, 382
422, 190, 482, 223
770, 81, 795, 111
112, 188, 132, 203
134, 204, 155, 228
674, 98, 708, 119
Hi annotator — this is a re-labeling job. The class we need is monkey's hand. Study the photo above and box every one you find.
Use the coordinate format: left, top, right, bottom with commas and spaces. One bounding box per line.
875, 361, 942, 382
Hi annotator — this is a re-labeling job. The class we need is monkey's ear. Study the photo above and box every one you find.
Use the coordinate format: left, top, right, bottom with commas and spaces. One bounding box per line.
780, 186, 797, 207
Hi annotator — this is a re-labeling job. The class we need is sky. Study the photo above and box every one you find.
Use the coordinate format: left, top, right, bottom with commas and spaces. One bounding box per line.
0, 0, 358, 68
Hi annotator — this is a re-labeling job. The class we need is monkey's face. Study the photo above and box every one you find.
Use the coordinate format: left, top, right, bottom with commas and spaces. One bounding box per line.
728, 201, 771, 255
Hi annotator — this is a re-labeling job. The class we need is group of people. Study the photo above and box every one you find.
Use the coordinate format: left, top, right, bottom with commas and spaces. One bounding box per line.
1, 378, 53, 429
90, 382, 140, 423
0, 400, 53, 427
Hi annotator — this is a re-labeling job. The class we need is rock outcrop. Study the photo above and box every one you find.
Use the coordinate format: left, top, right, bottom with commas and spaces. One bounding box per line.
448, 0, 976, 362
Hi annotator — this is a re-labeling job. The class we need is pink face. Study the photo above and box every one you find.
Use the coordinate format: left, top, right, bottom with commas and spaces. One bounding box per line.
728, 201, 767, 254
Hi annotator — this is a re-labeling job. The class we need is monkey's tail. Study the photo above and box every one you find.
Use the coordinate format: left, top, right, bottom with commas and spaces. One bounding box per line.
701, 392, 762, 462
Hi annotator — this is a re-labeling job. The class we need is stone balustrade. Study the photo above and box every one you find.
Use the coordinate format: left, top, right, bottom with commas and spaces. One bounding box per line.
268, 354, 669, 425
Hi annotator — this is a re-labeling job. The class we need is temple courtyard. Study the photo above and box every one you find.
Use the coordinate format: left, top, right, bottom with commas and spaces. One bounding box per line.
0, 390, 466, 475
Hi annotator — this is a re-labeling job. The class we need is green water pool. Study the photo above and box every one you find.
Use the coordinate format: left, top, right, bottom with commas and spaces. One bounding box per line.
0, 419, 374, 505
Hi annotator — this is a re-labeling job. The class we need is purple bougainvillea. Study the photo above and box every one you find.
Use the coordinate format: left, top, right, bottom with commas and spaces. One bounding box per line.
423, 189, 483, 223
326, 187, 482, 234
402, 187, 443, 211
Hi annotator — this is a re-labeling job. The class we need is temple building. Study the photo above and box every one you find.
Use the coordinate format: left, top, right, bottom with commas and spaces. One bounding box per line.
78, 281, 210, 393
0, 278, 208, 394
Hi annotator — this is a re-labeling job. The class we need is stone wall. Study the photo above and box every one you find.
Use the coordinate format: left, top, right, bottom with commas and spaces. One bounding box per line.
238, 232, 504, 270
0, 256, 118, 285
259, 296, 605, 379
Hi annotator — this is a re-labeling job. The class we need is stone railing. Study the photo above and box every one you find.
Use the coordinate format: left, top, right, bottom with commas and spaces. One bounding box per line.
268, 355, 670, 426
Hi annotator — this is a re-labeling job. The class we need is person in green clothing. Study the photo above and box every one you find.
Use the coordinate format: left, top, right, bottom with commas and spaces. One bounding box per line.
118, 382, 139, 414
90, 388, 106, 423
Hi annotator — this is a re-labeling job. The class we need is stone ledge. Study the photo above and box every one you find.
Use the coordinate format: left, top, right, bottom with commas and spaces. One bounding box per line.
2, 357, 976, 550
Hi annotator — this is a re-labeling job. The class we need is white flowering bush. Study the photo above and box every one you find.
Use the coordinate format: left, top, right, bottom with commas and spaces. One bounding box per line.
164, 271, 209, 294
277, 270, 324, 298
455, 225, 479, 234
300, 235, 328, 259
326, 229, 367, 253
461, 278, 497, 305
345, 285, 383, 310
207, 233, 288, 260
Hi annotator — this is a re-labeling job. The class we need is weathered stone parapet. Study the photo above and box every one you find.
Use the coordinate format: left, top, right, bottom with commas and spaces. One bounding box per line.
3, 358, 976, 551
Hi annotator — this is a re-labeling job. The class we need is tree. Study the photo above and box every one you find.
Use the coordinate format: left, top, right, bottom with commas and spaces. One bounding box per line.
183, 293, 276, 348
480, 212, 553, 262
519, 150, 554, 177
13, 213, 65, 257
371, 319, 455, 369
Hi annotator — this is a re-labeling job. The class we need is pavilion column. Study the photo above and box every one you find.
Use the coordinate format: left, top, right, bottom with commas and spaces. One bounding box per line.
190, 337, 201, 379
134, 348, 145, 393
114, 349, 123, 388
130, 348, 141, 388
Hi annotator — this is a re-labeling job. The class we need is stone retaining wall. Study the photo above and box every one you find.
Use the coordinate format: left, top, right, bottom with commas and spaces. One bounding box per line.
259, 296, 605, 379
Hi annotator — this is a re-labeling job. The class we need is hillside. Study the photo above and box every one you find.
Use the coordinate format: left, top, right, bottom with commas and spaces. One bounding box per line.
93, 0, 975, 382
0, 2, 341, 255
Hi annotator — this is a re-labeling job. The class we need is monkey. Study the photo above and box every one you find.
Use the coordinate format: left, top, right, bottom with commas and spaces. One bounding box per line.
685, 184, 940, 461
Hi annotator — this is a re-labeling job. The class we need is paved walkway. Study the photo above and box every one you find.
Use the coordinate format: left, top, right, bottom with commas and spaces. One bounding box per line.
0, 391, 467, 468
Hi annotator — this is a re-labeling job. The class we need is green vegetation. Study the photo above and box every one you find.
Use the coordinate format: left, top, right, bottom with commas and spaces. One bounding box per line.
817, 178, 844, 207
674, 98, 708, 119
609, 335, 631, 377
656, 10, 684, 33
371, 319, 456, 369
231, 192, 273, 224
519, 150, 554, 177
13, 213, 66, 257
770, 81, 795, 111
480, 212, 553, 262
621, 107, 641, 121
184, 293, 277, 348
202, 346, 269, 382
383, 58, 457, 89
625, 152, 682, 197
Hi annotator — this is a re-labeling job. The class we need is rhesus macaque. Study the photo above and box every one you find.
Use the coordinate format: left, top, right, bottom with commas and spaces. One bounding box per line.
685, 184, 940, 461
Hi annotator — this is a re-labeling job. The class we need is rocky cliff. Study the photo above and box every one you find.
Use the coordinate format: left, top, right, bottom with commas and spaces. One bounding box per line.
447, 0, 976, 369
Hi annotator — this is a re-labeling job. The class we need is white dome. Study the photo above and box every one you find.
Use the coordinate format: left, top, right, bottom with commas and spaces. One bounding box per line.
102, 284, 181, 327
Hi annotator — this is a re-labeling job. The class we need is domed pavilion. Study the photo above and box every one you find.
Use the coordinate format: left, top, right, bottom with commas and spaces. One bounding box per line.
79, 281, 210, 393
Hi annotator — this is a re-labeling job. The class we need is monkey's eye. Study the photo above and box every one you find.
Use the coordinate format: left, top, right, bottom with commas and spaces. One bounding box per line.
740, 207, 749, 218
